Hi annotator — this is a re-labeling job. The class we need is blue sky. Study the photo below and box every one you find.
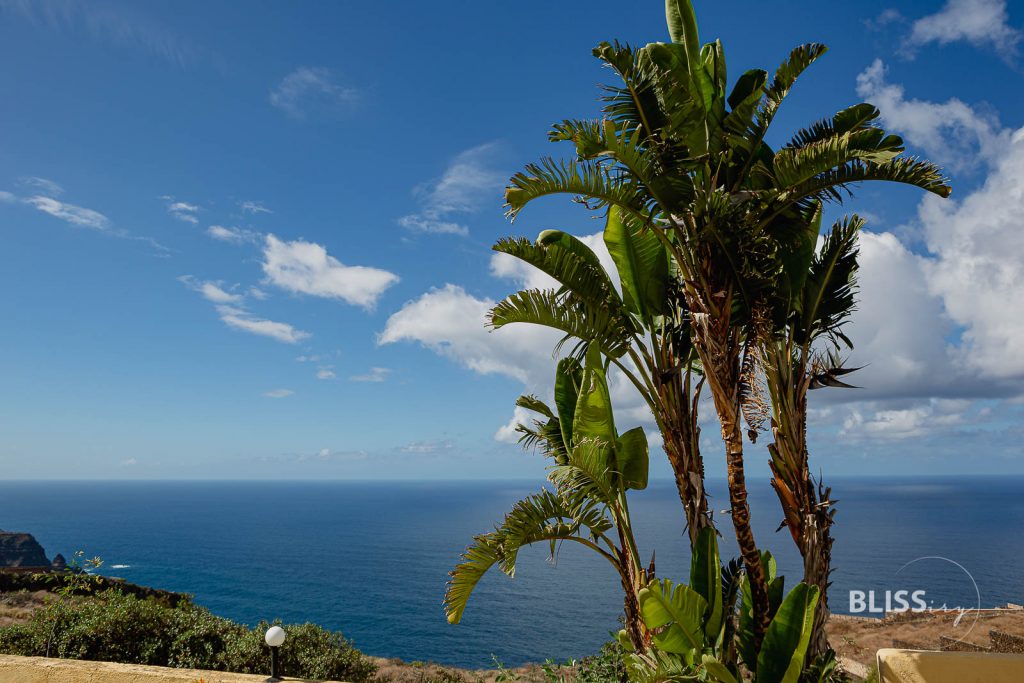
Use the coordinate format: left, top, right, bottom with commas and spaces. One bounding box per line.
1, 0, 1022, 479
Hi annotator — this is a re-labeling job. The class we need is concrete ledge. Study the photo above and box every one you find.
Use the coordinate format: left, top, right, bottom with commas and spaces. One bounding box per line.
0, 655, 339, 682
877, 648, 1024, 682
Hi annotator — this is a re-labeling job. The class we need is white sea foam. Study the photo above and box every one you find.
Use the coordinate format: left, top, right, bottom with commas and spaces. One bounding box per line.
109, 564, 131, 569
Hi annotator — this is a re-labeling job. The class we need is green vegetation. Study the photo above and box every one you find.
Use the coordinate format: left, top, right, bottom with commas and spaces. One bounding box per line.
456, 0, 952, 668
0, 588, 376, 682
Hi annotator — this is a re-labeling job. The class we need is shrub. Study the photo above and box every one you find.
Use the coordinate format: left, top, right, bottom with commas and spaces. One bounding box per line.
0, 589, 376, 682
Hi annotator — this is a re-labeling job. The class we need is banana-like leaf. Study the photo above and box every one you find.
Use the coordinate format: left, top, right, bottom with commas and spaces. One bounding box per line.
638, 578, 708, 658
665, 0, 701, 70
689, 527, 723, 639
755, 583, 820, 683
616, 426, 649, 490
573, 345, 618, 450
537, 229, 606, 274
603, 206, 668, 321
554, 357, 583, 452
702, 655, 740, 683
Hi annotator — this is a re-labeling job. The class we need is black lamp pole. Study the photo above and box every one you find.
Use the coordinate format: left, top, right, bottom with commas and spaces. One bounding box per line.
270, 645, 281, 680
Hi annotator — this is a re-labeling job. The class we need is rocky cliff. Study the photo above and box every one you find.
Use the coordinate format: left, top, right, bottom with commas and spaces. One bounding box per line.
0, 530, 52, 568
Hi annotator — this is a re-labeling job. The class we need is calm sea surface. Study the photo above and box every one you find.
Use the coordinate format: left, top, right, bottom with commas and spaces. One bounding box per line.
1, 477, 1022, 668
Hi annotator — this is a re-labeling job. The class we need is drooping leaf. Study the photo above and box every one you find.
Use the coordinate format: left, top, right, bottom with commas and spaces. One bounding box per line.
604, 206, 669, 321
690, 527, 724, 639
573, 345, 618, 449
616, 426, 649, 490
554, 357, 583, 451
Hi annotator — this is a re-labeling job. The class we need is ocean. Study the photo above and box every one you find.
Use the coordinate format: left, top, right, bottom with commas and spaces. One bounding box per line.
1, 477, 1022, 668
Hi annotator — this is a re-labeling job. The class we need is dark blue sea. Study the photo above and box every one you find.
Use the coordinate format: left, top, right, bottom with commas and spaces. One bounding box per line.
1, 477, 1022, 668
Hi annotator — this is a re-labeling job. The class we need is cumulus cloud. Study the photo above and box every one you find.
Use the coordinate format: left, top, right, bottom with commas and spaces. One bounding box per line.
24, 195, 110, 230
397, 143, 504, 236
349, 367, 390, 382
856, 59, 1009, 171
261, 234, 399, 309
904, 0, 1021, 59
269, 67, 358, 119
379, 284, 560, 386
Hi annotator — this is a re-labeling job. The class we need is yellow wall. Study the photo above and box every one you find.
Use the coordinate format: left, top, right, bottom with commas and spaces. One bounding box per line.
877, 648, 1024, 682
0, 654, 341, 682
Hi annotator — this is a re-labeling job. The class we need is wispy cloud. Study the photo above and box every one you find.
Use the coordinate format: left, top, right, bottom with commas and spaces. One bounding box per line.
316, 366, 336, 380
269, 67, 359, 119
261, 234, 399, 310
349, 367, 391, 383
207, 224, 261, 245
901, 0, 1021, 60
162, 196, 200, 224
180, 274, 310, 344
239, 200, 272, 215
18, 176, 63, 196
397, 143, 504, 237
24, 195, 110, 230
262, 389, 294, 399
0, 0, 204, 67
399, 439, 455, 454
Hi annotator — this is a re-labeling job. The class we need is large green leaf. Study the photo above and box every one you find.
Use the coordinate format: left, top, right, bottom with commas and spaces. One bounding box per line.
689, 527, 723, 639
637, 578, 708, 658
616, 426, 649, 490
603, 206, 668, 321
755, 583, 820, 683
572, 345, 618, 449
554, 357, 583, 451
665, 0, 700, 68
702, 655, 740, 683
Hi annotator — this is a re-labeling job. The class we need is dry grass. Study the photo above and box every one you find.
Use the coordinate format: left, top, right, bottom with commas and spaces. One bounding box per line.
0, 589, 51, 627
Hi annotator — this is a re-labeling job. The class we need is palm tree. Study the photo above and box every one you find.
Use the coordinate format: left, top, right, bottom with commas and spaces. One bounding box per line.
501, 0, 950, 644
759, 208, 865, 659
489, 219, 712, 543
444, 348, 655, 650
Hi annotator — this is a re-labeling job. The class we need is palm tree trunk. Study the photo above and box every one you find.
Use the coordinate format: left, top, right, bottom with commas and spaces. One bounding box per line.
721, 412, 771, 643
801, 481, 834, 661
663, 430, 711, 545
616, 531, 648, 652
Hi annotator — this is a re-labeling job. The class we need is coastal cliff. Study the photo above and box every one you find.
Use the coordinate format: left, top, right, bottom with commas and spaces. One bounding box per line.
0, 531, 52, 568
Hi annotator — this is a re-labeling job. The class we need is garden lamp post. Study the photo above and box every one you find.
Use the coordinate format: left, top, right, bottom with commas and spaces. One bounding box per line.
265, 625, 286, 680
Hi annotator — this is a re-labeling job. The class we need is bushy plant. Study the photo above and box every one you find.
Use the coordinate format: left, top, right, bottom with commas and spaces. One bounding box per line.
0, 590, 376, 682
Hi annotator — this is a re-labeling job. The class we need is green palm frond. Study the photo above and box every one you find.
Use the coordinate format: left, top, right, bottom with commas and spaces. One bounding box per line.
505, 157, 650, 221
493, 236, 619, 309
488, 288, 634, 359
443, 489, 614, 624
771, 127, 905, 189
756, 43, 829, 135
786, 102, 882, 149
593, 41, 668, 139
787, 156, 952, 205
798, 215, 863, 348
548, 437, 620, 507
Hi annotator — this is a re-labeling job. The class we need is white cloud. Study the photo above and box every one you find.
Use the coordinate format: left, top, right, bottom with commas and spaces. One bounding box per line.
379, 284, 560, 386
269, 66, 358, 119
178, 276, 243, 304
399, 439, 455, 454
0, 0, 202, 67
295, 354, 321, 363
262, 234, 399, 310
262, 389, 294, 398
239, 200, 272, 215
856, 59, 1009, 170
838, 399, 977, 441
216, 305, 310, 344
120, 457, 138, 467
397, 143, 504, 236
0, 191, 16, 203
905, 0, 1021, 59
180, 275, 310, 344
163, 197, 199, 224
316, 366, 336, 380
350, 367, 390, 382
247, 287, 268, 300
207, 224, 260, 244
495, 405, 532, 443
18, 176, 63, 196
24, 195, 110, 230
